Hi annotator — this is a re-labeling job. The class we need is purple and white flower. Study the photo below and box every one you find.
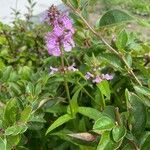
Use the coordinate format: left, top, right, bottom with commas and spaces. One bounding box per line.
49, 66, 59, 75
45, 5, 75, 57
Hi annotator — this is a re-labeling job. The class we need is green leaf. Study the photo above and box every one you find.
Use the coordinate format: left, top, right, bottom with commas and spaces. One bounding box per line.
3, 99, 19, 128
116, 30, 128, 50
70, 0, 78, 8
99, 9, 133, 27
26, 82, 34, 95
97, 80, 110, 100
128, 92, 146, 136
34, 83, 42, 96
46, 114, 72, 134
8, 82, 22, 95
112, 126, 126, 142
139, 132, 150, 147
19, 106, 32, 123
78, 107, 102, 120
0, 69, 3, 79
18, 66, 32, 80
125, 53, 132, 67
2, 66, 12, 81
141, 134, 150, 150
97, 131, 116, 150
125, 89, 132, 109
100, 53, 123, 70
6, 135, 20, 150
5, 125, 27, 136
103, 106, 116, 121
93, 116, 115, 131
134, 86, 150, 96
0, 137, 6, 150
68, 88, 81, 116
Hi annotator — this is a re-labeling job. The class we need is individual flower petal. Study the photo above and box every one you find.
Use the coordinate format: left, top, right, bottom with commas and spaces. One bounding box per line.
53, 21, 64, 36
59, 13, 74, 33
67, 63, 78, 71
92, 76, 102, 83
63, 41, 72, 52
51, 47, 61, 56
50, 66, 59, 74
45, 32, 61, 56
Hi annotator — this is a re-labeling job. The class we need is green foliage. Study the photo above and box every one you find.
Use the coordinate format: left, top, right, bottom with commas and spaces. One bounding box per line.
98, 9, 133, 27
0, 0, 150, 149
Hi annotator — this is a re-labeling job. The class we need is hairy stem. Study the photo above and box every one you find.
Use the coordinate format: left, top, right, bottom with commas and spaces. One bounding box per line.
60, 48, 73, 116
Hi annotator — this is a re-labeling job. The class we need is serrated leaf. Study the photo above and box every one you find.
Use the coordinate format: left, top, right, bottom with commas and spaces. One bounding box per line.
78, 107, 102, 120
46, 114, 72, 134
99, 9, 133, 27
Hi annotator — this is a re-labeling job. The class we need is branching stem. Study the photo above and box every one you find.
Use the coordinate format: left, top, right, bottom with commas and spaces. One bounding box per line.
65, 1, 142, 86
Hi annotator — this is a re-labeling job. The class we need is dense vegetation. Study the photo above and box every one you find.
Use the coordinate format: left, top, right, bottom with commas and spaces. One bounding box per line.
0, 0, 150, 149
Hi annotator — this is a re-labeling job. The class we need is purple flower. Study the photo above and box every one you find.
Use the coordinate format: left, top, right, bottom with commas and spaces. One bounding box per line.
102, 74, 113, 80
92, 76, 102, 83
58, 13, 75, 33
45, 5, 75, 57
45, 32, 61, 56
85, 72, 94, 79
67, 63, 78, 72
50, 66, 59, 74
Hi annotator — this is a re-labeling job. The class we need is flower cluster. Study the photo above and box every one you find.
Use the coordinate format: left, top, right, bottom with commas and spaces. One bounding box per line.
49, 63, 78, 75
85, 72, 113, 83
45, 5, 75, 57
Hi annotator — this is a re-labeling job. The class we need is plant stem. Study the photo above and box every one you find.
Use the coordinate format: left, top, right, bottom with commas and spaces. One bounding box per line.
115, 107, 122, 126
60, 48, 73, 116
65, 1, 142, 86
77, 82, 100, 106
127, 139, 140, 150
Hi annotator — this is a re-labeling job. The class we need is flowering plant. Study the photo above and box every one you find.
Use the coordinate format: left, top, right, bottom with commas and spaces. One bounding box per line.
0, 0, 150, 149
